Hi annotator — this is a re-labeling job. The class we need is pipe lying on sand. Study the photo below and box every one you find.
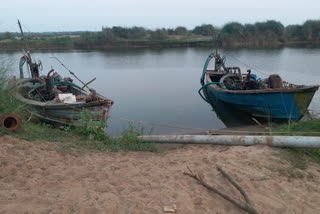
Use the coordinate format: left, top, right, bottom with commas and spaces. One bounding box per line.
0, 113, 22, 132
140, 135, 320, 149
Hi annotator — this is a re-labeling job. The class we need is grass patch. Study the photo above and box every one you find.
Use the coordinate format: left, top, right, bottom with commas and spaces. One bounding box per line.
272, 119, 320, 164
265, 119, 320, 178
73, 124, 157, 152
0, 73, 25, 116
266, 149, 311, 180
108, 124, 157, 152
277, 167, 305, 179
280, 148, 308, 169
1, 120, 157, 153
275, 119, 320, 136
279, 149, 307, 179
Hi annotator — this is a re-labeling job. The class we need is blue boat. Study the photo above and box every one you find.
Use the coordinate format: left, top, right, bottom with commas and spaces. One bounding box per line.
199, 51, 319, 120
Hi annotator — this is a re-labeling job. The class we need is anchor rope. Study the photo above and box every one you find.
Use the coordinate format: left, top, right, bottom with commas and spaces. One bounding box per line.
108, 115, 208, 131
108, 115, 320, 135
224, 53, 269, 77
40, 101, 320, 135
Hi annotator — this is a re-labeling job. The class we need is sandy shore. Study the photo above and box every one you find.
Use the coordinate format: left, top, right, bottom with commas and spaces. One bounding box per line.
0, 135, 319, 214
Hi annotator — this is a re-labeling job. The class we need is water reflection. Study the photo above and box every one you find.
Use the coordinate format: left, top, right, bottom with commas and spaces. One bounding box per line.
203, 90, 254, 127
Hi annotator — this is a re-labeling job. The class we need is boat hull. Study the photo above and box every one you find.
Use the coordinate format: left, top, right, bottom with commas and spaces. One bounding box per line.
16, 82, 112, 125
205, 84, 318, 120
46, 103, 107, 122
30, 102, 110, 125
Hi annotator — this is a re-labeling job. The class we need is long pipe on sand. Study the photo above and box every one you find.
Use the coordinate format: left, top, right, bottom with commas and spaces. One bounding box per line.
140, 135, 320, 148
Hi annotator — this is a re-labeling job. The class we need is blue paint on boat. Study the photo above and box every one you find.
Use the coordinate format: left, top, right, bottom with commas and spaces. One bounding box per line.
205, 85, 315, 119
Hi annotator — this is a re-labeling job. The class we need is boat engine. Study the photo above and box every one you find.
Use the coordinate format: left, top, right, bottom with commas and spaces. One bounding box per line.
268, 74, 282, 88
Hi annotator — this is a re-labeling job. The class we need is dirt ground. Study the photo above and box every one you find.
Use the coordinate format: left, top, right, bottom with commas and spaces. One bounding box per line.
0, 135, 320, 214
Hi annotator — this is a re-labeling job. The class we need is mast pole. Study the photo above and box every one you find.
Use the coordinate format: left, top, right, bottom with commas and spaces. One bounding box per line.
17, 19, 40, 78
17, 19, 32, 64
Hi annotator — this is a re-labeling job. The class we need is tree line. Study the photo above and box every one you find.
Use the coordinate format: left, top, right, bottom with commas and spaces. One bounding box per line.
1, 19, 320, 47
77, 20, 320, 46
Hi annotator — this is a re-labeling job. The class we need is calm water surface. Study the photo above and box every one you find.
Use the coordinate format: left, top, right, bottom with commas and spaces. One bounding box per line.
1, 47, 320, 135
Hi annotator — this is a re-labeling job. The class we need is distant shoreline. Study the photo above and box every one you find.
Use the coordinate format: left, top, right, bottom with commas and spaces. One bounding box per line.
2, 19, 320, 51
0, 40, 319, 51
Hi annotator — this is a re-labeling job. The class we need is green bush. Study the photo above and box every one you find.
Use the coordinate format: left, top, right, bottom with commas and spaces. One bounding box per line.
0, 32, 14, 41
217, 20, 286, 45
301, 20, 320, 41
101, 124, 157, 152
221, 22, 244, 35
128, 27, 147, 39
150, 29, 168, 40
111, 26, 129, 38
74, 110, 156, 152
0, 63, 25, 116
192, 24, 216, 36
175, 26, 188, 35
101, 27, 117, 41
286, 25, 304, 41
75, 109, 108, 141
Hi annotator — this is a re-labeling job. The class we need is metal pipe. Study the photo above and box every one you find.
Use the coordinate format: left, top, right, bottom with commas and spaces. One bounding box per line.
0, 113, 22, 132
140, 135, 320, 148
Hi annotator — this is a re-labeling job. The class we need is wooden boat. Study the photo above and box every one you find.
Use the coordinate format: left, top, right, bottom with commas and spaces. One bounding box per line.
16, 78, 113, 125
199, 51, 319, 120
15, 20, 113, 125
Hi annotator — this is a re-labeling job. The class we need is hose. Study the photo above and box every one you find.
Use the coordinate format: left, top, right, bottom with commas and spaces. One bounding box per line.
198, 82, 219, 103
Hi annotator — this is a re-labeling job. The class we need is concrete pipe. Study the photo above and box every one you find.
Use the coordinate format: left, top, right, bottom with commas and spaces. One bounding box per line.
0, 113, 22, 132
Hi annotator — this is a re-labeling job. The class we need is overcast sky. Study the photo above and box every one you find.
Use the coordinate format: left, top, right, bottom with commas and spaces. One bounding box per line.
1, 0, 319, 32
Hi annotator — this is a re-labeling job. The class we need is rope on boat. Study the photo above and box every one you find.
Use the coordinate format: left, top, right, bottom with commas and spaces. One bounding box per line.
108, 115, 207, 131
225, 54, 269, 77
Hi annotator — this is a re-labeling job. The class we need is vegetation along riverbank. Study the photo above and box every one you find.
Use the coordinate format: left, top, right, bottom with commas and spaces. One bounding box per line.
1, 19, 320, 50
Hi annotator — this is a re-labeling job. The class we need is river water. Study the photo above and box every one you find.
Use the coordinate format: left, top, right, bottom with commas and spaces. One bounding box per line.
1, 46, 320, 136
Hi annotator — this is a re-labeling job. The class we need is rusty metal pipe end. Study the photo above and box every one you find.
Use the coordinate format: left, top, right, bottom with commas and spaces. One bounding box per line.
0, 113, 22, 132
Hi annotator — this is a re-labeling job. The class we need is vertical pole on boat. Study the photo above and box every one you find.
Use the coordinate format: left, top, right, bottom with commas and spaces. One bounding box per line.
17, 20, 32, 64
17, 19, 39, 79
